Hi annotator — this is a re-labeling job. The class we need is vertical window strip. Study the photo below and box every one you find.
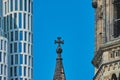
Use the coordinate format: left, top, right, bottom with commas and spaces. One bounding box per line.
19, 13, 22, 28
14, 13, 17, 29
10, 0, 13, 11
20, 0, 23, 11
15, 0, 18, 10
24, 13, 26, 29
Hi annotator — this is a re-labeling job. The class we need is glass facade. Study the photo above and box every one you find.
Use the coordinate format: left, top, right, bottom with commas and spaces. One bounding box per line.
0, 0, 33, 80
0, 37, 8, 80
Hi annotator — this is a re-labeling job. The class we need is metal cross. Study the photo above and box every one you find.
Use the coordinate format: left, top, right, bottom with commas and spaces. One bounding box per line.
55, 37, 64, 47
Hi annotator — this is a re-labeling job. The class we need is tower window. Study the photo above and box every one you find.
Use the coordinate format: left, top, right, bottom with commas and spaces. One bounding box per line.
113, 0, 120, 38
111, 73, 117, 80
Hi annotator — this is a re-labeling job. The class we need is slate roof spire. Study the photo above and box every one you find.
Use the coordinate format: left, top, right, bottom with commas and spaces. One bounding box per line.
53, 37, 66, 80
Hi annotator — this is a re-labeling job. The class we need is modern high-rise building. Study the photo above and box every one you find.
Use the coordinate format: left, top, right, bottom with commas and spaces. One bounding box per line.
0, 0, 33, 80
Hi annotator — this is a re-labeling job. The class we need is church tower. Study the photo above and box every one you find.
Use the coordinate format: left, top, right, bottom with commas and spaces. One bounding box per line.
53, 37, 66, 80
92, 0, 120, 80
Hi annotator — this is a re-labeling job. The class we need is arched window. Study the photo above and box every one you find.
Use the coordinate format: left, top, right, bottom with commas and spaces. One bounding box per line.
111, 73, 117, 80
113, 0, 120, 38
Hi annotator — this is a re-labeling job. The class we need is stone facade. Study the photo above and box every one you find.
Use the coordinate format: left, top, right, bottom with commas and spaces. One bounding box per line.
92, 0, 120, 80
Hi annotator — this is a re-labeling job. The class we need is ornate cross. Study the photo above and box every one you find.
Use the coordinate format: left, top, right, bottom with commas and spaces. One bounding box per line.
55, 37, 64, 47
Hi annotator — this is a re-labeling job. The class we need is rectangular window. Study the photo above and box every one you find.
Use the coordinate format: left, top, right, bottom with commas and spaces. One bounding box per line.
4, 41, 6, 51
24, 0, 27, 11
15, 78, 18, 80
29, 56, 31, 66
25, 32, 27, 41
19, 42, 22, 52
0, 52, 1, 62
28, 14, 30, 30
15, 31, 18, 41
10, 14, 12, 29
4, 53, 6, 63
0, 77, 1, 80
10, 67, 12, 76
19, 13, 22, 28
14, 66, 17, 76
5, 2, 7, 14
20, 31, 23, 40
0, 18, 1, 28
28, 0, 31, 12
1, 64, 3, 74
15, 54, 18, 64
1, 40, 3, 50
20, 54, 23, 64
10, 0, 13, 11
28, 68, 30, 77
24, 67, 26, 76
19, 66, 22, 76
14, 43, 17, 53
11, 55, 13, 65
14, 13, 17, 29
24, 13, 26, 29
25, 55, 27, 64
20, 0, 23, 10
4, 17, 6, 32
4, 66, 6, 75
28, 44, 30, 53
24, 43, 26, 53
10, 43, 12, 53
15, 0, 18, 10
7, 15, 9, 31
11, 32, 13, 41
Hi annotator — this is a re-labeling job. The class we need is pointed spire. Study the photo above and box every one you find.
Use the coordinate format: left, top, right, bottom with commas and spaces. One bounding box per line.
53, 37, 66, 80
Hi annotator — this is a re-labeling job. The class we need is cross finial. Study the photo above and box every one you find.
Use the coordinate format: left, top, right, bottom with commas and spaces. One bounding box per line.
54, 37, 64, 47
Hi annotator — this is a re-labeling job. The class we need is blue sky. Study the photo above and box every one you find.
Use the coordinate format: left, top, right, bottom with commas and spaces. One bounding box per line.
33, 0, 94, 80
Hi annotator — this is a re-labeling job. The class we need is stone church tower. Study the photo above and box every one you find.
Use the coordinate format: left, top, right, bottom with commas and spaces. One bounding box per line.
92, 0, 120, 80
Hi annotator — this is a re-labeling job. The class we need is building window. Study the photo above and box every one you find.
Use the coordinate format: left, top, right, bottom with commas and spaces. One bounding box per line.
20, 0, 23, 10
28, 14, 30, 30
20, 54, 23, 64
19, 42, 22, 52
25, 32, 27, 41
24, 43, 26, 53
4, 17, 6, 32
10, 43, 13, 53
7, 15, 9, 31
11, 32, 13, 41
28, 68, 30, 77
14, 13, 17, 29
5, 2, 7, 14
4, 66, 6, 75
1, 40, 3, 50
0, 77, 1, 80
15, 31, 18, 41
25, 55, 27, 64
19, 13, 22, 28
0, 64, 3, 74
0, 52, 1, 62
10, 0, 13, 11
113, 0, 120, 38
11, 55, 13, 65
24, 0, 27, 11
28, 0, 31, 12
111, 73, 117, 80
24, 67, 26, 76
15, 54, 18, 64
4, 53, 6, 63
15, 0, 18, 10
14, 43, 17, 53
10, 14, 12, 29
19, 66, 22, 76
14, 66, 17, 76
24, 13, 26, 29
4, 41, 6, 51
10, 67, 12, 76
20, 31, 23, 40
